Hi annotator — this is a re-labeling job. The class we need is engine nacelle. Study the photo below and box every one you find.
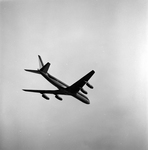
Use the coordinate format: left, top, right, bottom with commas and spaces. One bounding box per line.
86, 82, 93, 89
81, 88, 88, 94
55, 95, 62, 101
42, 94, 49, 100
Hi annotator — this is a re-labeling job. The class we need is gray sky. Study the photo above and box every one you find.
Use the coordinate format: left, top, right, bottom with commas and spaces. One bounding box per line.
1, 0, 147, 150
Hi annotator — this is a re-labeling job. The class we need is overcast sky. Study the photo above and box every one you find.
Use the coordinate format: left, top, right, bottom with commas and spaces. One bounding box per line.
0, 0, 147, 150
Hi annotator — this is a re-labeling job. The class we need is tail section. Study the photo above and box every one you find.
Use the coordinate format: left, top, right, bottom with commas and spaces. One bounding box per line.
25, 69, 40, 74
25, 55, 50, 74
38, 55, 44, 69
40, 62, 50, 73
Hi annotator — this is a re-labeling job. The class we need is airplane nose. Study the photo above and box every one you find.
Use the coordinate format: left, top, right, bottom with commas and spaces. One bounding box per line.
86, 100, 90, 104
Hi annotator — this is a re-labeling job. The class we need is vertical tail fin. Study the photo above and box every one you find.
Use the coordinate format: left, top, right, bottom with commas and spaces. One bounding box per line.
25, 55, 50, 74
38, 55, 44, 69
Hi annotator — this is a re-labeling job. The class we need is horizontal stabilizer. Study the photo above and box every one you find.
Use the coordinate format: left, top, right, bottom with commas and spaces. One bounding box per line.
25, 69, 40, 74
40, 62, 50, 73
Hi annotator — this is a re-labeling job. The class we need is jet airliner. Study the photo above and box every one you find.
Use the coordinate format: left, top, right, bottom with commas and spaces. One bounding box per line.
23, 55, 95, 104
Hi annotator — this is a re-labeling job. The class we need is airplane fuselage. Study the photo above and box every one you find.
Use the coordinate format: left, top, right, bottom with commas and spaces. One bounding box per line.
39, 70, 90, 104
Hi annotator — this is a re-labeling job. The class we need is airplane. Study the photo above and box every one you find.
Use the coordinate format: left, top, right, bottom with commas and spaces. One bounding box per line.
23, 55, 95, 104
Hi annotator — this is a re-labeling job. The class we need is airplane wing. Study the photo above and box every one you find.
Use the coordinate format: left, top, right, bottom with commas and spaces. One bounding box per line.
66, 70, 95, 93
23, 89, 67, 95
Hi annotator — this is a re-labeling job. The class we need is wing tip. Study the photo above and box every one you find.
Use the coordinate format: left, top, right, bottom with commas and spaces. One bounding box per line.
90, 70, 95, 75
92, 70, 95, 73
22, 89, 27, 91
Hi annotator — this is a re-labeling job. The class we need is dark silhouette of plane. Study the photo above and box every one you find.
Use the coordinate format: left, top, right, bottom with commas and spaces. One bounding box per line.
23, 55, 95, 104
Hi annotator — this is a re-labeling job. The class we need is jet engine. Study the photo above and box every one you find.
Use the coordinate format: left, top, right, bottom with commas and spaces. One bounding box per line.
86, 82, 93, 89
81, 88, 88, 94
42, 94, 49, 100
55, 95, 62, 101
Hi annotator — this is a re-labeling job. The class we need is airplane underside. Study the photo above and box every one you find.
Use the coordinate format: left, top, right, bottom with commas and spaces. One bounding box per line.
23, 55, 95, 104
